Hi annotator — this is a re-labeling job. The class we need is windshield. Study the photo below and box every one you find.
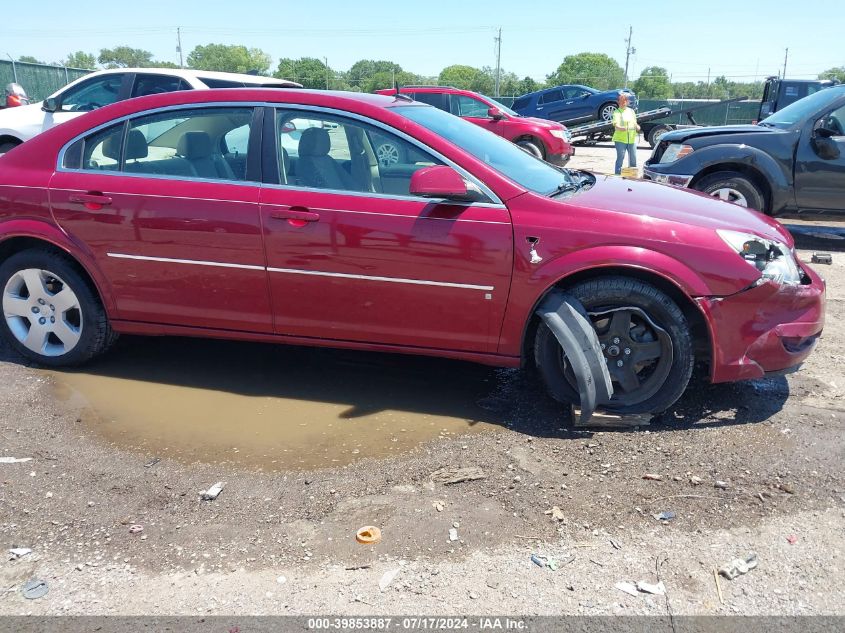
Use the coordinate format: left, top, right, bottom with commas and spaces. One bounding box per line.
762, 87, 845, 127
479, 95, 519, 117
394, 105, 572, 195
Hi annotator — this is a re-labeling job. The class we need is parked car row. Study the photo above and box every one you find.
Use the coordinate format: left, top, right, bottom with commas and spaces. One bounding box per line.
0, 86, 825, 418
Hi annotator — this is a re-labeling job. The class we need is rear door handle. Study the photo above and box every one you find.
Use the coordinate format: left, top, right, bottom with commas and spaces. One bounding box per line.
69, 192, 113, 210
269, 207, 320, 223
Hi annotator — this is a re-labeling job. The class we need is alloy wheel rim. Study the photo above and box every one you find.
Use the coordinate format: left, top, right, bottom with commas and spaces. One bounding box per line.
710, 187, 749, 207
376, 143, 400, 166
3, 268, 83, 357
560, 306, 674, 407
601, 104, 616, 121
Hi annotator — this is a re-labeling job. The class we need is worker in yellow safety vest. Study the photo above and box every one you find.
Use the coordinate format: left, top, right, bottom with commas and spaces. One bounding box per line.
612, 93, 640, 175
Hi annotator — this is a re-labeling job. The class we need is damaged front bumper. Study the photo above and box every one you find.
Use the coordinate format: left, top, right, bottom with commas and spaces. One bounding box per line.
699, 264, 826, 383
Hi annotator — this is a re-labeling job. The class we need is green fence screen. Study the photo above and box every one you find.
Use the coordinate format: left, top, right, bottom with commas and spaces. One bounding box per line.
638, 99, 760, 126
0, 60, 91, 102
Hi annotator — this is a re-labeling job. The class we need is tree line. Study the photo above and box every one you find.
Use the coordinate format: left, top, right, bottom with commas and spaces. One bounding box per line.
14, 47, 845, 101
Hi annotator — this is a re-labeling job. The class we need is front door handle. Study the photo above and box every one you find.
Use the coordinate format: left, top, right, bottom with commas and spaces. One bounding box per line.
69, 192, 113, 211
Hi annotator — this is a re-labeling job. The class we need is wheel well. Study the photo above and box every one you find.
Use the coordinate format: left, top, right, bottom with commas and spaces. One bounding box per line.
689, 163, 772, 213
0, 135, 23, 148
514, 135, 545, 156
598, 101, 616, 115
522, 267, 712, 371
0, 237, 101, 299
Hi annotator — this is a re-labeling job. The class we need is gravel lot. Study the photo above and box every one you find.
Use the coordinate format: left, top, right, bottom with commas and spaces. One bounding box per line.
1, 144, 843, 616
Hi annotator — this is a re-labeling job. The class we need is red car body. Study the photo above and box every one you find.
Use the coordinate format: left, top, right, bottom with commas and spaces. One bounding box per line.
375, 86, 574, 166
0, 89, 825, 405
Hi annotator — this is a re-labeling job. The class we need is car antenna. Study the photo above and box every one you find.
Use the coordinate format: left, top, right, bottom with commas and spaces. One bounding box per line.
392, 84, 413, 102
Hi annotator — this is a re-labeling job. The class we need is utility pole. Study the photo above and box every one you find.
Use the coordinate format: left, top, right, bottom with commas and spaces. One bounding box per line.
324, 57, 329, 89
176, 27, 184, 68
706, 67, 711, 97
623, 26, 635, 88
782, 47, 789, 79
494, 27, 502, 97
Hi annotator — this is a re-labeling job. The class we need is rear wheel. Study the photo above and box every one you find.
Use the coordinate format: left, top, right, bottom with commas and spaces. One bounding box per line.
516, 140, 544, 159
694, 171, 765, 211
0, 249, 115, 366
534, 277, 694, 414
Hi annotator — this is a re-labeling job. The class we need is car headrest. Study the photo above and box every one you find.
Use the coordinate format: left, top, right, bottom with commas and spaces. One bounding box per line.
177, 131, 213, 159
102, 129, 148, 162
299, 127, 330, 157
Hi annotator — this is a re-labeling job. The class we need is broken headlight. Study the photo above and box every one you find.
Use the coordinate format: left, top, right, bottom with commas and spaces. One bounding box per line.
717, 229, 802, 285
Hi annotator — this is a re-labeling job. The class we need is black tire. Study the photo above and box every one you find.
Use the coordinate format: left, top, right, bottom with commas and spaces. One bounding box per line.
534, 277, 694, 414
0, 249, 115, 366
647, 125, 672, 148
517, 140, 544, 159
598, 102, 617, 122
693, 171, 765, 211
0, 140, 21, 154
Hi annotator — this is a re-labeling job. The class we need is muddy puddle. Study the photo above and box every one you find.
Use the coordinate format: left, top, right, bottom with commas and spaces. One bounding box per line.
49, 337, 513, 470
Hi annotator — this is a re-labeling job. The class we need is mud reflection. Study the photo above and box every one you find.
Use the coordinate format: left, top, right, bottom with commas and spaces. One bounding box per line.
50, 337, 508, 470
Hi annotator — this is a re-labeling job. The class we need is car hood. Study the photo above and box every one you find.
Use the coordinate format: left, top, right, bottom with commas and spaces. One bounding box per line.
521, 116, 566, 129
0, 101, 46, 140
660, 124, 775, 143
569, 175, 791, 243
0, 101, 44, 123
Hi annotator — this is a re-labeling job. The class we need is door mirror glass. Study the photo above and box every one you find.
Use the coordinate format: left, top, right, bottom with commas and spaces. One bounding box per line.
812, 136, 841, 160
487, 107, 505, 120
42, 97, 58, 113
409, 165, 469, 199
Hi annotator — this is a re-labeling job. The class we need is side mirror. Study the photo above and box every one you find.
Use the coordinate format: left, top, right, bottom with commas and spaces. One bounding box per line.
42, 97, 59, 113
409, 165, 469, 200
580, 92, 590, 99
487, 107, 505, 120
815, 125, 838, 138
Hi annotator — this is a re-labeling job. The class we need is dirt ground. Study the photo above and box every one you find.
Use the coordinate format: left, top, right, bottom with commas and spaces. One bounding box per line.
1, 144, 844, 617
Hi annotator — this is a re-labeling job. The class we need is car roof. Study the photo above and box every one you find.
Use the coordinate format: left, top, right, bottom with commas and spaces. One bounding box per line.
51, 88, 425, 129
376, 85, 475, 96
56, 67, 300, 87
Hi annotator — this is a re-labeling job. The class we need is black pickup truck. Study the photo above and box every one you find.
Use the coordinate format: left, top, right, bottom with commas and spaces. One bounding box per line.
643, 85, 845, 215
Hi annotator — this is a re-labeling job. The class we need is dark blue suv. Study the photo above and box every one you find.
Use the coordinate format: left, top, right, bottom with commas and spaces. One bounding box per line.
512, 85, 638, 125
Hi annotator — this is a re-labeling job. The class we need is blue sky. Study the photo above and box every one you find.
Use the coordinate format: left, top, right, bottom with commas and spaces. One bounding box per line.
5, 0, 843, 81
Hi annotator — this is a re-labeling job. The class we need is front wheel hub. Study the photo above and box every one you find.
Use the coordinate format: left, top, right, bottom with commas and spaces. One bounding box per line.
589, 306, 674, 407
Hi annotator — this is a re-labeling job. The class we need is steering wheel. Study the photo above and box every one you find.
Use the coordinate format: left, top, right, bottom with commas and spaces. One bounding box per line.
827, 115, 844, 136
70, 102, 103, 112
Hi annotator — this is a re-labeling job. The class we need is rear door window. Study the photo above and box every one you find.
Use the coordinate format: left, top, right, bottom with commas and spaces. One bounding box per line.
539, 89, 563, 104
409, 92, 449, 112
131, 74, 189, 97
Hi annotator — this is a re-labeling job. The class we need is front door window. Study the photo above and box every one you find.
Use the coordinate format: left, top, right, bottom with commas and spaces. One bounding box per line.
59, 74, 124, 112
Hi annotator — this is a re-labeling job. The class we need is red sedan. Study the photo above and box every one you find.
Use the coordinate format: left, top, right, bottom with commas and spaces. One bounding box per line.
0, 88, 826, 417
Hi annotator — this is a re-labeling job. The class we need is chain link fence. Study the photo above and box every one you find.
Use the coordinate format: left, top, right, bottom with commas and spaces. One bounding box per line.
0, 60, 91, 102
